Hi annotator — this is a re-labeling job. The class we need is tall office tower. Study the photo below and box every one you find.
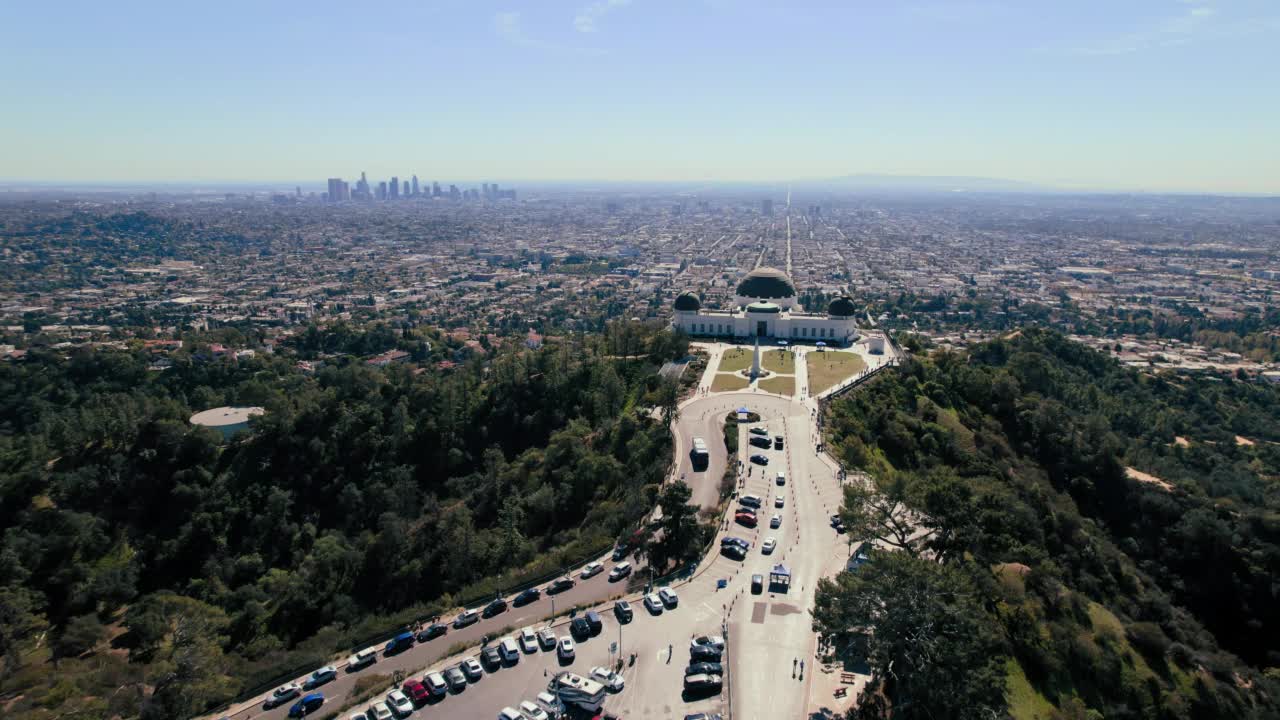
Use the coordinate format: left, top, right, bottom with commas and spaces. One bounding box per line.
432, 181, 441, 197
356, 171, 370, 199
411, 175, 419, 196
390, 177, 399, 199
762, 198, 774, 216
377, 181, 387, 200
449, 184, 460, 200
326, 178, 344, 202
403, 179, 410, 197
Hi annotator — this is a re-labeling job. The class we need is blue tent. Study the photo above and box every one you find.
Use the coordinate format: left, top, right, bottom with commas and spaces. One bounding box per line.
769, 564, 792, 592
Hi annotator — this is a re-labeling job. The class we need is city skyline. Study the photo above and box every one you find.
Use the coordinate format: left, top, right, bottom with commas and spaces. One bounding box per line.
2, 0, 1279, 193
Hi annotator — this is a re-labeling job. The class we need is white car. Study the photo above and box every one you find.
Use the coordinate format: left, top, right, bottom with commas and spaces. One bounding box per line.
535, 691, 561, 716
658, 586, 678, 607
498, 708, 525, 720
608, 561, 632, 581
537, 627, 557, 649
762, 537, 777, 554
770, 513, 782, 529
558, 637, 575, 660
368, 702, 393, 720
385, 690, 413, 717
304, 665, 337, 688
263, 683, 300, 708
519, 627, 539, 653
590, 665, 625, 691
462, 656, 484, 680
691, 634, 726, 651
520, 700, 551, 720
580, 561, 603, 579
775, 494, 785, 508
347, 646, 378, 669
643, 593, 664, 613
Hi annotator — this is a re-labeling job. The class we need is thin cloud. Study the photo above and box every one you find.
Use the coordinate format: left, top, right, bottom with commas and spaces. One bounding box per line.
493, 11, 605, 55
574, 0, 632, 33
1070, 1, 1219, 55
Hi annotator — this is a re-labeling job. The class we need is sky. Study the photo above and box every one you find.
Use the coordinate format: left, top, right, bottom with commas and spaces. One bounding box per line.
1, 0, 1278, 193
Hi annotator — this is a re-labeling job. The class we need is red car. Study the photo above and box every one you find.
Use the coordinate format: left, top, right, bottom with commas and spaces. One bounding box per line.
402, 679, 429, 705
734, 512, 758, 527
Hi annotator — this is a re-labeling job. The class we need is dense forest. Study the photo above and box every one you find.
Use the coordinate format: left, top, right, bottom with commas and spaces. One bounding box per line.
815, 329, 1280, 719
0, 322, 687, 719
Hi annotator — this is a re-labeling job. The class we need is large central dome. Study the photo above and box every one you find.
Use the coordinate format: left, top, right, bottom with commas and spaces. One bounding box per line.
736, 267, 797, 300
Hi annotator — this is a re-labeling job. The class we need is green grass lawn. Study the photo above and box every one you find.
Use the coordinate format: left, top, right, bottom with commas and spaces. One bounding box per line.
718, 348, 752, 372
711, 373, 750, 392
1005, 658, 1055, 720
806, 351, 867, 394
758, 376, 795, 396
762, 350, 795, 374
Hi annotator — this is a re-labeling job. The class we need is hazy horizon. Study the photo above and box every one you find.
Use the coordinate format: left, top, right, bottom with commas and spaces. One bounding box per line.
3, 0, 1278, 193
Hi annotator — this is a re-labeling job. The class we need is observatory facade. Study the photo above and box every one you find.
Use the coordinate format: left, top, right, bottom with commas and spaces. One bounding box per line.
672, 267, 859, 344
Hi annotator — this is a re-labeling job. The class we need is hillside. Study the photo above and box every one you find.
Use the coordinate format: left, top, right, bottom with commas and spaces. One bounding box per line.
815, 329, 1280, 719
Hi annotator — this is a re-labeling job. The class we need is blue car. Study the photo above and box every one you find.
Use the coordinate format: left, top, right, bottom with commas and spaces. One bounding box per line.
384, 631, 414, 655
288, 693, 324, 717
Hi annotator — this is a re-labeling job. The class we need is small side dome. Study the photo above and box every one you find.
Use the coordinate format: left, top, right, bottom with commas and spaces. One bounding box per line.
827, 296, 858, 317
673, 291, 701, 311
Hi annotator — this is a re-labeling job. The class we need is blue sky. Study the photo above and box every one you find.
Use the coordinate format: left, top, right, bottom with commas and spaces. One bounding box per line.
2, 0, 1278, 192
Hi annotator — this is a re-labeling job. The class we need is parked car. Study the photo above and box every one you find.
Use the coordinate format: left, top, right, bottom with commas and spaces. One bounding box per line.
608, 561, 632, 581
690, 644, 722, 661
721, 536, 750, 551
367, 702, 393, 720
762, 537, 777, 554
739, 494, 762, 508
735, 511, 758, 528
774, 434, 784, 449
590, 666, 625, 691
401, 679, 428, 705
288, 692, 324, 717
770, 513, 782, 528
513, 587, 542, 607
749, 435, 771, 448
685, 673, 723, 691
580, 561, 604, 579
385, 690, 413, 716
684, 713, 725, 720
659, 586, 679, 607
416, 623, 447, 642
570, 617, 591, 639
520, 699, 551, 720
499, 636, 521, 663
558, 636, 575, 660
691, 635, 726, 651
264, 683, 301, 709
482, 597, 508, 618
519, 626, 539, 653
384, 631, 414, 655
453, 608, 479, 628
347, 647, 378, 670
303, 666, 337, 689
751, 573, 764, 594
775, 494, 785, 508
749, 427, 769, 436
749, 454, 769, 465
547, 577, 575, 594
537, 626, 557, 649
462, 656, 484, 680
721, 543, 746, 560
614, 599, 633, 622
611, 544, 629, 561
423, 671, 448, 697
444, 666, 467, 691
585, 610, 603, 635
686, 662, 724, 676
535, 691, 562, 718
498, 708, 524, 720
481, 645, 503, 668
644, 593, 664, 613
776, 471, 786, 485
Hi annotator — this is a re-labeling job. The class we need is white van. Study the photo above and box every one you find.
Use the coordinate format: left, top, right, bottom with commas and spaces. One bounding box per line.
499, 636, 521, 663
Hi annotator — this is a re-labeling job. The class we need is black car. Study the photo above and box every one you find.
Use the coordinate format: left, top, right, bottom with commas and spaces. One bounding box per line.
684, 673, 722, 691
547, 577, 575, 594
444, 666, 467, 691
690, 644, 723, 662
416, 623, 447, 642
612, 544, 629, 561
584, 610, 603, 635
749, 454, 769, 465
614, 600, 633, 623
685, 662, 724, 676
751, 574, 764, 594
685, 714, 725, 720
482, 597, 508, 618
481, 645, 502, 668
720, 536, 750, 551
749, 435, 771, 448
773, 435, 784, 449
570, 617, 591, 639
513, 587, 541, 607
721, 544, 746, 561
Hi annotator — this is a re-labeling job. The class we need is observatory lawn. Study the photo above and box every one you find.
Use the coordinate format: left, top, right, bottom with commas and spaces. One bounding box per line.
711, 373, 751, 392
717, 348, 753, 373
762, 350, 795, 374
807, 351, 866, 395
758, 376, 795, 396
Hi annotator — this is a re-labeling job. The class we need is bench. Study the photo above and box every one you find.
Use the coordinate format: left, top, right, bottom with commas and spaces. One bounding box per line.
834, 687, 848, 698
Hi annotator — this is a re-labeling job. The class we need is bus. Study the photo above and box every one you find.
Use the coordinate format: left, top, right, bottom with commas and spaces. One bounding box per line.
690, 437, 709, 469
